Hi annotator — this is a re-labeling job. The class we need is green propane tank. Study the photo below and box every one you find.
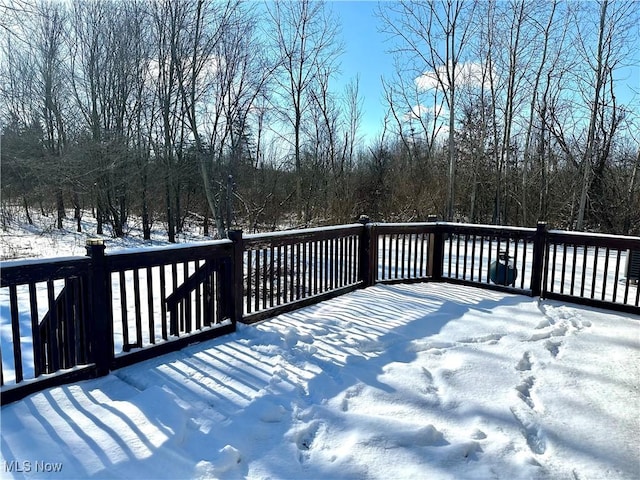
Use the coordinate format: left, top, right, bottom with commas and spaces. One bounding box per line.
489, 251, 517, 286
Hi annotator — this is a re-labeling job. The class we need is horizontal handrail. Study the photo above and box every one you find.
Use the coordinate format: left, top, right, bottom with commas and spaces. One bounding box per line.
0, 257, 91, 286
547, 230, 640, 249
243, 224, 362, 249
105, 240, 233, 271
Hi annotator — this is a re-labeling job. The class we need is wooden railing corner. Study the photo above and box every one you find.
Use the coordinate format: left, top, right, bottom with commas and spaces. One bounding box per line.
85, 239, 112, 376
228, 229, 244, 327
428, 221, 444, 281
358, 215, 376, 287
531, 222, 548, 298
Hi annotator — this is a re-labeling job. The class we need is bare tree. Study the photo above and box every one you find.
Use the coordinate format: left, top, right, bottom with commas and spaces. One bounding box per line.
266, 0, 342, 223
156, 0, 273, 238
380, 0, 477, 221
380, 64, 444, 163
34, 1, 69, 229
520, 0, 561, 225
573, 0, 636, 231
70, 0, 151, 237
493, 0, 530, 225
149, 0, 188, 242
342, 76, 364, 174
123, 0, 155, 240
204, 1, 274, 235
0, 0, 38, 44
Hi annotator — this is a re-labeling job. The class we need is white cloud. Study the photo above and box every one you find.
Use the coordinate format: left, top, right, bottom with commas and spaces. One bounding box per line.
403, 102, 447, 123
415, 62, 488, 92
403, 104, 431, 121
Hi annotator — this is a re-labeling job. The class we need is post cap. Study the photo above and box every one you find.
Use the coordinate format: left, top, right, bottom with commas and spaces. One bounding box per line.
86, 238, 105, 246
358, 215, 370, 224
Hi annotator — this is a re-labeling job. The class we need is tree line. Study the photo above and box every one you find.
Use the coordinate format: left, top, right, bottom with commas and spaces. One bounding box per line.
1, 0, 638, 240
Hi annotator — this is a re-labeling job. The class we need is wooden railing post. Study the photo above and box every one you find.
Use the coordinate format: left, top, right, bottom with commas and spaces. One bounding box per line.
227, 230, 244, 325
428, 221, 444, 280
531, 222, 548, 298
85, 239, 112, 377
358, 215, 376, 287
369, 222, 378, 285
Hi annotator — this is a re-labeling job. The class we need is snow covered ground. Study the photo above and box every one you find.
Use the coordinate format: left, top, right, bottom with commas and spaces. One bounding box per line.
0, 210, 212, 261
2, 282, 639, 479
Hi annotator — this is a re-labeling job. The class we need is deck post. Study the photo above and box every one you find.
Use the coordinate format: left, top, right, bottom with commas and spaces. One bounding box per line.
228, 230, 244, 325
428, 221, 444, 280
358, 215, 376, 287
531, 222, 548, 298
86, 239, 112, 377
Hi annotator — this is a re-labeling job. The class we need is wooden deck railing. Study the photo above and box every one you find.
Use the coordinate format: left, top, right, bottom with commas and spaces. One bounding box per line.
544, 230, 640, 310
239, 224, 364, 324
1, 220, 638, 404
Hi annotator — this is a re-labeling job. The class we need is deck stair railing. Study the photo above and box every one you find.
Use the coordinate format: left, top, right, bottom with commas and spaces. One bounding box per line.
1, 220, 638, 404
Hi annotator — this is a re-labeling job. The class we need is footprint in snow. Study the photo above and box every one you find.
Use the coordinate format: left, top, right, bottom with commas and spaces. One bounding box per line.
470, 428, 487, 440
194, 445, 241, 478
458, 333, 505, 345
545, 339, 562, 358
460, 440, 483, 460
540, 305, 591, 331
394, 424, 446, 447
340, 384, 364, 412
511, 348, 546, 456
516, 352, 533, 372
535, 318, 552, 329
510, 406, 547, 455
258, 402, 288, 423
420, 367, 440, 404
528, 324, 568, 342
294, 420, 322, 464
516, 376, 536, 409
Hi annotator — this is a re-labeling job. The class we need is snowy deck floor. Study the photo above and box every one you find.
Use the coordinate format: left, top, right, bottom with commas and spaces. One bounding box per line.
1, 283, 639, 479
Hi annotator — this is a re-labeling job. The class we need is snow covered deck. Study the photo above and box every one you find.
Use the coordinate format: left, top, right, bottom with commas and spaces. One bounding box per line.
1, 283, 639, 479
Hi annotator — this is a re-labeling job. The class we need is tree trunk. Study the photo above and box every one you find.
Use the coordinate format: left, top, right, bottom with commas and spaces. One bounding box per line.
622, 149, 639, 235
56, 189, 64, 229
576, 0, 608, 231
73, 191, 81, 232
166, 181, 175, 243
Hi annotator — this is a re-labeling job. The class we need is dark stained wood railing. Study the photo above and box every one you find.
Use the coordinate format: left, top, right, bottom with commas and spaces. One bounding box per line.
1, 239, 238, 404
241, 224, 363, 323
544, 230, 640, 311
0, 257, 95, 397
438, 223, 540, 295
103, 240, 237, 370
372, 223, 437, 284
1, 220, 638, 404
368, 222, 547, 299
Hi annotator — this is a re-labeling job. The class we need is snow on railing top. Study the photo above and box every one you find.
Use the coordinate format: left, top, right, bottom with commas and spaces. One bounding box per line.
434, 222, 538, 233
106, 238, 232, 256
548, 229, 640, 241
243, 223, 363, 241
0, 255, 90, 269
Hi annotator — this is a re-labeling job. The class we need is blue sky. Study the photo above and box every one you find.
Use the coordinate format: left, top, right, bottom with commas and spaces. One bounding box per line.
330, 1, 392, 142
330, 0, 640, 144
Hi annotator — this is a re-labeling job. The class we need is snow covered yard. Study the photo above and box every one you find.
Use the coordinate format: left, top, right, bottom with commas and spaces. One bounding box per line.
1, 282, 639, 480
